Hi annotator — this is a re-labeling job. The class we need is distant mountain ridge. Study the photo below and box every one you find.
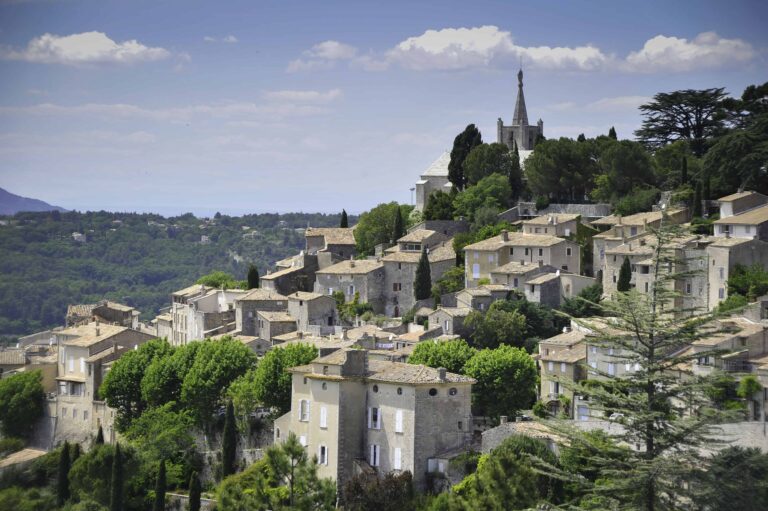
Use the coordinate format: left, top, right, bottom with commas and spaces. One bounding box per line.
0, 187, 67, 215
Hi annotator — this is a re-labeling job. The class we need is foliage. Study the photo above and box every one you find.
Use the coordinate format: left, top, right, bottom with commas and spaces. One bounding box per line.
508, 141, 523, 200
463, 345, 537, 419
635, 88, 728, 156
340, 209, 348, 228
408, 339, 477, 374
616, 256, 632, 292
152, 459, 166, 511
0, 487, 55, 511
196, 271, 244, 290
423, 190, 454, 221
431, 265, 465, 303
222, 401, 237, 478
592, 140, 656, 203
67, 444, 140, 510
354, 202, 412, 255
188, 471, 201, 511
532, 400, 547, 418
252, 344, 318, 415
57, 440, 71, 507
109, 443, 123, 511
246, 264, 259, 289
737, 375, 763, 399
334, 291, 373, 323
342, 470, 415, 511
703, 115, 768, 197
692, 181, 703, 217
448, 124, 483, 190
608, 126, 617, 140
452, 174, 512, 222
612, 186, 660, 216
226, 368, 261, 433
525, 137, 598, 202
715, 293, 748, 314
651, 140, 701, 189
561, 283, 604, 318
0, 437, 24, 458
491, 297, 566, 343
463, 143, 514, 188
392, 207, 405, 243
464, 305, 526, 350
691, 446, 768, 511
0, 370, 44, 438
413, 249, 432, 301
727, 263, 768, 301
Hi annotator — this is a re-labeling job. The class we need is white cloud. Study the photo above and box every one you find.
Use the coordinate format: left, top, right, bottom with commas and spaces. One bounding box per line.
222, 35, 238, 44
263, 88, 342, 103
0, 31, 171, 65
204, 35, 238, 44
286, 40, 358, 72
585, 95, 651, 111
624, 32, 756, 72
203, 36, 216, 43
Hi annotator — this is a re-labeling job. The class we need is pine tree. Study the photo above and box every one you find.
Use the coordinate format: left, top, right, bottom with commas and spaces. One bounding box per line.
392, 207, 405, 243
703, 176, 711, 201
94, 425, 104, 446
414, 248, 432, 301
681, 156, 688, 185
247, 264, 259, 289
340, 209, 348, 228
110, 443, 124, 511
222, 400, 237, 478
617, 256, 632, 292
153, 459, 166, 511
188, 471, 201, 511
608, 126, 618, 140
693, 181, 703, 218
57, 441, 71, 506
509, 141, 522, 201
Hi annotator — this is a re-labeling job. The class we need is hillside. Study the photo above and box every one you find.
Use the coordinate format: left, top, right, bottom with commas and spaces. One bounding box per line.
0, 187, 67, 215
0, 209, 349, 341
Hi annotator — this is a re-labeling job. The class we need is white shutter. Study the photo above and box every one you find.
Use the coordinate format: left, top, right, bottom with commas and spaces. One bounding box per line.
367, 407, 372, 428
68, 356, 74, 372
80, 358, 85, 373
395, 409, 403, 433
299, 435, 306, 446
393, 447, 402, 470
547, 361, 553, 371
320, 406, 327, 428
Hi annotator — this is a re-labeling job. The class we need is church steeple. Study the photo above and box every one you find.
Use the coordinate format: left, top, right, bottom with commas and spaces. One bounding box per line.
512, 68, 529, 126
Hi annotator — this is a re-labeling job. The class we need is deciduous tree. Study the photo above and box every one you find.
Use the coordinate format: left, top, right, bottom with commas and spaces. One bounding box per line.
253, 344, 318, 414
408, 339, 477, 374
0, 370, 44, 438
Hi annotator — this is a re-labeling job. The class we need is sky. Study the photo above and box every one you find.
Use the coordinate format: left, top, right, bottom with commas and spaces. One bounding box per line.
0, 0, 766, 216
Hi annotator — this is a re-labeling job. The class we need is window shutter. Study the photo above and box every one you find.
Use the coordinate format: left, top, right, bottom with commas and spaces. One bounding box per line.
367, 407, 372, 429
394, 447, 402, 470
299, 435, 306, 446
395, 409, 403, 433
320, 406, 327, 428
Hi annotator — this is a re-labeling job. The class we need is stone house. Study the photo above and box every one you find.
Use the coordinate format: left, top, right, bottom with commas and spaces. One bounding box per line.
521, 214, 580, 237
154, 313, 173, 340
489, 261, 556, 290
463, 230, 581, 288
428, 307, 472, 337
0, 349, 27, 378
170, 286, 247, 346
524, 273, 562, 308
261, 254, 319, 295
273, 349, 474, 492
537, 329, 587, 418
315, 259, 386, 314
234, 288, 289, 336
66, 301, 139, 329
455, 285, 509, 311
305, 228, 357, 269
256, 311, 297, 343
414, 152, 453, 212
287, 292, 338, 333
713, 191, 768, 240
407, 220, 470, 238
707, 237, 768, 310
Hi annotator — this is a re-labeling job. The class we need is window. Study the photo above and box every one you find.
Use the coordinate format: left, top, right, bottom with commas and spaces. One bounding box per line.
607, 363, 616, 376
348, 285, 354, 295
612, 274, 617, 283
393, 447, 402, 470
535, 227, 541, 233
428, 388, 438, 396
318, 445, 328, 465
276, 428, 280, 439
458, 421, 463, 430
525, 248, 529, 256
488, 254, 495, 263
538, 248, 543, 256
589, 361, 597, 370
80, 357, 85, 373
395, 409, 403, 433
61, 407, 67, 417
645, 282, 649, 292
719, 288, 725, 299
393, 283, 402, 292
323, 365, 328, 375
319, 406, 327, 428
449, 387, 458, 396
299, 400, 310, 422
746, 225, 752, 234
565, 228, 571, 236
510, 247, 514, 255
68, 356, 74, 372
73, 409, 77, 419
368, 407, 381, 429
686, 282, 692, 294
566, 247, 572, 257
322, 382, 327, 390
513, 278, 519, 287
83, 410, 89, 421
719, 267, 725, 280
472, 264, 480, 279
299, 435, 307, 447
397, 387, 403, 395
561, 363, 566, 372
444, 320, 449, 332
372, 385, 379, 393
370, 444, 380, 467
547, 361, 554, 371
473, 252, 479, 260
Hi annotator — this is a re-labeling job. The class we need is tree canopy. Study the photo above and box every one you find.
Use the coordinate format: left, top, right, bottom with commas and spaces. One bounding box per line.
353, 202, 413, 255
252, 343, 318, 415
0, 370, 44, 438
448, 124, 483, 190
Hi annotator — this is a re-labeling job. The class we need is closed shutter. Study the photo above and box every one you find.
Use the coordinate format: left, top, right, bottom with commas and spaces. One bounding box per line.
472, 264, 480, 279
393, 447, 402, 470
395, 409, 403, 433
299, 435, 306, 446
320, 406, 327, 428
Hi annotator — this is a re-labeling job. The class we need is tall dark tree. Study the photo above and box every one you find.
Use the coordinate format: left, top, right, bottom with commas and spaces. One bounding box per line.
693, 181, 703, 218
509, 141, 523, 200
703, 175, 711, 200
617, 256, 632, 292
110, 442, 124, 511
680, 156, 688, 185
57, 441, 71, 506
222, 400, 237, 478
423, 190, 454, 221
94, 425, 104, 446
448, 124, 483, 190
340, 209, 349, 228
392, 207, 405, 243
70, 443, 81, 465
153, 459, 167, 511
608, 126, 618, 140
188, 471, 201, 511
635, 88, 728, 157
413, 248, 432, 301
577, 133, 587, 142
246, 264, 259, 290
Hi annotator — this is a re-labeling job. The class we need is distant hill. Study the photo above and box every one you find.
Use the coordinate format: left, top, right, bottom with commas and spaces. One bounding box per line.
0, 187, 67, 215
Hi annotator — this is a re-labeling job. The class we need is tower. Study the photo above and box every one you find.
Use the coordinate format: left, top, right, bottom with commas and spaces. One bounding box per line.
497, 68, 543, 152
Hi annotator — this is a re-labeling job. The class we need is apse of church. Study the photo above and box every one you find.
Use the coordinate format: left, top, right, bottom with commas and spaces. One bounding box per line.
497, 69, 543, 151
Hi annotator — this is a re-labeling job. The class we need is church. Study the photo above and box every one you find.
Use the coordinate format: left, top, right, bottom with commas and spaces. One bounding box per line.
414, 68, 543, 211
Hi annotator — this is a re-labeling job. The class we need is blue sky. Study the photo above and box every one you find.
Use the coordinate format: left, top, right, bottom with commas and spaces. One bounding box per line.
0, 0, 766, 215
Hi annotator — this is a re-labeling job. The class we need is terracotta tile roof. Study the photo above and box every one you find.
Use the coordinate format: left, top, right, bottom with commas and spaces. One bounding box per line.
431, 307, 472, 317
237, 288, 288, 301
305, 227, 356, 245
540, 329, 587, 346
464, 232, 565, 251
526, 273, 560, 285
382, 241, 455, 263
540, 342, 586, 363
58, 322, 129, 347
397, 229, 446, 243
0, 350, 26, 365
172, 284, 210, 297
261, 266, 304, 280
287, 291, 328, 301
316, 259, 383, 275
490, 261, 551, 275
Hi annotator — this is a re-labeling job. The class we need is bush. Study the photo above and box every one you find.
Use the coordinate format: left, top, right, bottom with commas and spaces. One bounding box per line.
534, 195, 550, 210
0, 437, 24, 458
532, 400, 547, 418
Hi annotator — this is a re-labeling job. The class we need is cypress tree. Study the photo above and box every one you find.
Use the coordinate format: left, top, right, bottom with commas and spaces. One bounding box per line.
247, 264, 259, 289
681, 156, 688, 185
222, 400, 237, 478
392, 207, 405, 243
153, 459, 166, 511
577, 133, 586, 142
703, 176, 711, 201
94, 425, 104, 446
509, 141, 522, 201
340, 209, 349, 228
70, 443, 81, 465
617, 256, 632, 292
693, 181, 703, 218
110, 443, 124, 511
57, 441, 71, 506
608, 126, 617, 140
188, 471, 201, 511
414, 248, 432, 301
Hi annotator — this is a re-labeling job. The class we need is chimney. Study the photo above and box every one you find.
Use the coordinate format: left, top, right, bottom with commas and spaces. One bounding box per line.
438, 367, 447, 381
616, 214, 622, 226
95, 327, 100, 336
500, 415, 508, 424
297, 331, 303, 339
501, 230, 509, 242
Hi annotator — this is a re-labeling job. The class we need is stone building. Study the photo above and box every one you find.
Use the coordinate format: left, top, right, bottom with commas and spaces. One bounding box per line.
256, 311, 297, 343
234, 288, 289, 336
169, 285, 246, 346
455, 285, 509, 311
522, 214, 580, 237
273, 349, 474, 492
66, 301, 140, 329
428, 307, 472, 337
537, 328, 587, 418
496, 69, 543, 152
305, 228, 357, 269
713, 191, 768, 240
414, 152, 452, 212
261, 254, 319, 295
314, 259, 386, 314
287, 292, 338, 333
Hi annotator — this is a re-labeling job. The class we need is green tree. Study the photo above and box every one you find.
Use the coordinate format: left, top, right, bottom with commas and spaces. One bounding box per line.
340, 209, 348, 228
617, 256, 632, 292
463, 345, 537, 419
253, 344, 318, 414
109, 443, 124, 511
0, 370, 44, 438
196, 270, 241, 290
58, 441, 71, 507
94, 426, 104, 446
142, 341, 202, 409
342, 470, 414, 511
525, 137, 598, 201
407, 339, 477, 374
561, 283, 604, 318
265, 433, 336, 509
188, 471, 201, 511
608, 126, 617, 140
392, 206, 405, 242
423, 190, 454, 221
737, 375, 763, 400
592, 140, 655, 202
490, 297, 565, 343
464, 305, 527, 349
247, 264, 260, 289
727, 263, 768, 301
635, 88, 728, 156
452, 173, 512, 222
354, 203, 412, 255
413, 248, 432, 301
508, 141, 523, 200
431, 265, 465, 303
152, 459, 166, 511
703, 114, 768, 196
448, 124, 483, 190
680, 156, 688, 184
692, 446, 768, 511
693, 181, 703, 217
222, 400, 237, 478
227, 368, 261, 432
463, 142, 512, 187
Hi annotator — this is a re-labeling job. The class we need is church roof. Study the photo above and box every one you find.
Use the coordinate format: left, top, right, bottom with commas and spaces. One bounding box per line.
512, 69, 529, 126
421, 151, 450, 178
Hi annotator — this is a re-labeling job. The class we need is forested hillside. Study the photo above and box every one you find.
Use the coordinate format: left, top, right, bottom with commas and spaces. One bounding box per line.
0, 209, 348, 341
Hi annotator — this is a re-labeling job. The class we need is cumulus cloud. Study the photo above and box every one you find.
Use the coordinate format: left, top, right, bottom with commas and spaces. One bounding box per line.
286, 40, 358, 72
263, 88, 342, 103
624, 32, 756, 72
0, 31, 171, 65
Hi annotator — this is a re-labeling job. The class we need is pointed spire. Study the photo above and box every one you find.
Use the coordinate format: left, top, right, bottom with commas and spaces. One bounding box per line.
512, 67, 529, 126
